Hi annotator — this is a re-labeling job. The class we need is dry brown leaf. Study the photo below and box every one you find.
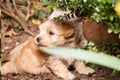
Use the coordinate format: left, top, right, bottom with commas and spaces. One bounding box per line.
31, 19, 41, 25
1, 26, 8, 34
1, 47, 10, 52
2, 29, 17, 37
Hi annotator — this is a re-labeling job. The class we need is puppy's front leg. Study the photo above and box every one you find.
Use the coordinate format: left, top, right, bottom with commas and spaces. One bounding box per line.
74, 60, 95, 75
20, 48, 50, 74
47, 56, 75, 80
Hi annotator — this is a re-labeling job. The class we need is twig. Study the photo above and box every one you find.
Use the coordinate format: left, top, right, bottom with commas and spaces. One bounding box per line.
0, 1, 35, 36
12, 0, 25, 18
12, 0, 19, 15
6, 0, 13, 13
25, 0, 34, 20
0, 7, 35, 36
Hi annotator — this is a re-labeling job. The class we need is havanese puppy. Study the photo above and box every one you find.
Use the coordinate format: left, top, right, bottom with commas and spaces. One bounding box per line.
1, 19, 94, 80
34, 19, 95, 79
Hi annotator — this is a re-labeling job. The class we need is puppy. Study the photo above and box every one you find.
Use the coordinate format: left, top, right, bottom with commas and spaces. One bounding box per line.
1, 20, 95, 80
1, 38, 75, 80
33, 17, 117, 79
35, 19, 96, 77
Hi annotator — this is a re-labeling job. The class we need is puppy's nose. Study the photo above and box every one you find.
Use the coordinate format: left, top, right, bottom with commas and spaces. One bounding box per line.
36, 37, 41, 43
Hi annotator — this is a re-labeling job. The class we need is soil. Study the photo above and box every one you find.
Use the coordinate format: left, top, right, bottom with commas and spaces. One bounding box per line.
1, 27, 120, 80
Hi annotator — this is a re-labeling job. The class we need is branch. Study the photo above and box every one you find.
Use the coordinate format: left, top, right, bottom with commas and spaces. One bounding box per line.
6, 0, 13, 13
1, 8, 35, 36
25, 0, 34, 20
12, 0, 25, 18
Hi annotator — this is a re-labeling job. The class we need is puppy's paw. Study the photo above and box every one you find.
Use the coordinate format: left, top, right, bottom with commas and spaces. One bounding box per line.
47, 56, 75, 80
59, 72, 75, 80
24, 65, 50, 74
1, 62, 18, 75
40, 65, 51, 73
74, 61, 95, 75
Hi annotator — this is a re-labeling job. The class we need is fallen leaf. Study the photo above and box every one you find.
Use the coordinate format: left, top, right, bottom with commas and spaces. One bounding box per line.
31, 19, 41, 25
1, 47, 10, 52
2, 29, 17, 37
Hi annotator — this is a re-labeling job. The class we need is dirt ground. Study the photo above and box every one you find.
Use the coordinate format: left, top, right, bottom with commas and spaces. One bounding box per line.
1, 27, 120, 80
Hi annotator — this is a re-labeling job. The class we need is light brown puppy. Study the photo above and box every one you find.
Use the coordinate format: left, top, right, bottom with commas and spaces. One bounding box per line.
1, 38, 77, 80
1, 20, 95, 80
33, 19, 118, 79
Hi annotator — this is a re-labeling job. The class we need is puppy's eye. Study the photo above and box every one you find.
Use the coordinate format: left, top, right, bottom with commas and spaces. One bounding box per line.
49, 31, 54, 35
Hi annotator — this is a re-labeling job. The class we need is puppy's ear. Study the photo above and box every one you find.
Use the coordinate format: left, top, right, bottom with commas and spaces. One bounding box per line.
64, 29, 74, 39
59, 21, 75, 39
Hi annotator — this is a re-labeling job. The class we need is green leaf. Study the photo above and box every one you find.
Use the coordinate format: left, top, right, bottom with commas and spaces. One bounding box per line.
46, 3, 57, 10
41, 47, 120, 71
108, 27, 114, 33
34, 9, 47, 19
41, 0, 49, 6
109, 15, 114, 21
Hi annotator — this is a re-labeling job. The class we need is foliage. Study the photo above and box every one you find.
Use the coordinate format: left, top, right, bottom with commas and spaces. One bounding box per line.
111, 70, 120, 77
86, 40, 120, 58
40, 0, 57, 9
40, 0, 120, 38
42, 47, 120, 71
34, 8, 47, 19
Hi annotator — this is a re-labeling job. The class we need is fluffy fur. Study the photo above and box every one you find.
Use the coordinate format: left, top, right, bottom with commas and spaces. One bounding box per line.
1, 19, 94, 80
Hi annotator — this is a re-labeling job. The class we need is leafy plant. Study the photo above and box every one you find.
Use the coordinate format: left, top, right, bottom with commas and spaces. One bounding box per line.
39, 0, 57, 10
34, 8, 47, 19
86, 39, 120, 58
41, 0, 120, 38
111, 70, 120, 77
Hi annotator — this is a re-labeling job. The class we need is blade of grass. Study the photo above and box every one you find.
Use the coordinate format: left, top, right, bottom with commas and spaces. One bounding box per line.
41, 47, 120, 71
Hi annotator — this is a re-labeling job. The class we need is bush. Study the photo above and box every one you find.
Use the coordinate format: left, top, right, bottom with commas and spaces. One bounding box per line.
40, 0, 120, 38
